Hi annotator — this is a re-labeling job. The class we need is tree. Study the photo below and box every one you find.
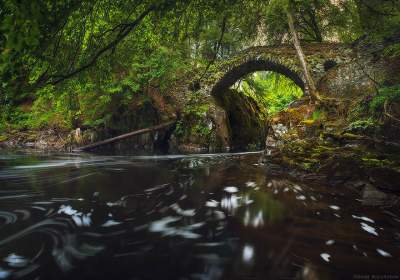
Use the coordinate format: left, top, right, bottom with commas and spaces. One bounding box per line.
0, 0, 395, 130
265, 0, 360, 44
356, 0, 400, 39
286, 5, 321, 103
266, 0, 321, 102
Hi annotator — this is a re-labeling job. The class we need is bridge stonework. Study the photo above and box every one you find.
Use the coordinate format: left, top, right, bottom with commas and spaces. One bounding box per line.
209, 43, 354, 95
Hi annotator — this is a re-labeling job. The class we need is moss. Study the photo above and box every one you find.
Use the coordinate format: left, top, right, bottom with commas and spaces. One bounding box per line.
273, 128, 400, 176
302, 162, 313, 170
314, 145, 337, 152
215, 88, 268, 149
301, 119, 316, 126
247, 143, 258, 151
26, 133, 38, 142
369, 85, 400, 114
361, 157, 393, 168
0, 135, 8, 142
174, 92, 213, 146
345, 118, 380, 136
274, 104, 313, 127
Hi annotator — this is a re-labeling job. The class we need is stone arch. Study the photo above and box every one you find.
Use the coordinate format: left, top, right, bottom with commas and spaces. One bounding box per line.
211, 59, 305, 96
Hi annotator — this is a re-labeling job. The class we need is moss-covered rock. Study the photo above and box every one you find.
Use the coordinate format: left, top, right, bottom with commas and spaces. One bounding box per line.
0, 135, 8, 142
214, 88, 268, 150
168, 88, 231, 153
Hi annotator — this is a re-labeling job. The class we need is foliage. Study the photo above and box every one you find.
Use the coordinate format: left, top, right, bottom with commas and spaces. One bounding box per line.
0, 0, 398, 136
357, 0, 400, 41
237, 71, 303, 115
265, 0, 362, 43
342, 85, 400, 137
176, 92, 212, 140
369, 85, 400, 115
347, 118, 377, 132
311, 110, 326, 121
0, 43, 189, 132
129, 47, 189, 90
356, 0, 400, 57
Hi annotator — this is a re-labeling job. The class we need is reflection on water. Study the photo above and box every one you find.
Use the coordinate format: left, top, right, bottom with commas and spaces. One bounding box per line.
242, 244, 254, 264
0, 151, 399, 279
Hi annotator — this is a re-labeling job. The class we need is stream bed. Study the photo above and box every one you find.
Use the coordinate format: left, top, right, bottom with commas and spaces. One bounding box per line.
0, 151, 399, 279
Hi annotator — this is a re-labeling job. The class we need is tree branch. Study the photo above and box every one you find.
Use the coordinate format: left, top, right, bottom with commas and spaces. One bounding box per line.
47, 4, 156, 85
287, 6, 321, 103
198, 15, 228, 82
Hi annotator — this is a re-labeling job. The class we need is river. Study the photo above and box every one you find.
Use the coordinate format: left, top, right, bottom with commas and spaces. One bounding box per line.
0, 151, 399, 279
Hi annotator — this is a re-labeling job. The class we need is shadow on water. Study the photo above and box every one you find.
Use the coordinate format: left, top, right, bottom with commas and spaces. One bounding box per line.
0, 151, 399, 279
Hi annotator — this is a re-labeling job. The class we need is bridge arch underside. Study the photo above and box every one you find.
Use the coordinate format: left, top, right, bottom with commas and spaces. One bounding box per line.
211, 59, 305, 96
211, 59, 305, 151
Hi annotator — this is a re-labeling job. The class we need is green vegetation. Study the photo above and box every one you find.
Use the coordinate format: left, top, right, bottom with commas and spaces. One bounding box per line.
347, 118, 377, 132
216, 87, 268, 150
344, 84, 400, 136
176, 100, 212, 141
369, 85, 400, 115
0, 0, 399, 145
236, 72, 303, 115
356, 0, 400, 56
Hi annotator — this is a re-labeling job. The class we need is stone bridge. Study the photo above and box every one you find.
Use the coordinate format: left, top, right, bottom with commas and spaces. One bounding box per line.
171, 43, 357, 152
209, 43, 354, 95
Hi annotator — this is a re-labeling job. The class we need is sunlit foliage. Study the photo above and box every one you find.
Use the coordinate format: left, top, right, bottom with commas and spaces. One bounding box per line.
234, 72, 303, 115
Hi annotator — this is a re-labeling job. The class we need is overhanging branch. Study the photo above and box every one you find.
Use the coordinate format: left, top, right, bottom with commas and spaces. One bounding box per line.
198, 15, 228, 82
47, 4, 156, 85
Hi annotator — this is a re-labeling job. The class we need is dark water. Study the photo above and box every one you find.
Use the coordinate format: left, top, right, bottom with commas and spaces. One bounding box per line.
0, 151, 399, 280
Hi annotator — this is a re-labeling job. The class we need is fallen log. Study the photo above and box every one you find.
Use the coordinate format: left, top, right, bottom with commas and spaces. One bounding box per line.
74, 120, 176, 152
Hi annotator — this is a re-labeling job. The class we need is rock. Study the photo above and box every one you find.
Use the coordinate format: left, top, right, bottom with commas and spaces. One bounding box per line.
265, 136, 277, 148
74, 128, 82, 144
368, 167, 400, 193
214, 88, 268, 150
317, 42, 400, 119
208, 103, 230, 151
272, 123, 288, 137
361, 184, 390, 206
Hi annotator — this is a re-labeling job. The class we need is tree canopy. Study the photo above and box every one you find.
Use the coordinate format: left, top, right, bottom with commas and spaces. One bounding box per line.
0, 0, 399, 130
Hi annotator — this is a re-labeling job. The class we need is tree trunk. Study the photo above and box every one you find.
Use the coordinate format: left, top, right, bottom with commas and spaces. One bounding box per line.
74, 121, 176, 152
286, 9, 321, 103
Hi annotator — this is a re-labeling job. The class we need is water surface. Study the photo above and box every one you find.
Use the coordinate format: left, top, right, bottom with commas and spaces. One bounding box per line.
0, 151, 399, 279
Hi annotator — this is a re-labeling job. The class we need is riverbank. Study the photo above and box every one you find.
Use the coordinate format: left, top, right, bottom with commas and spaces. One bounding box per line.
1, 40, 400, 169
260, 93, 400, 206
